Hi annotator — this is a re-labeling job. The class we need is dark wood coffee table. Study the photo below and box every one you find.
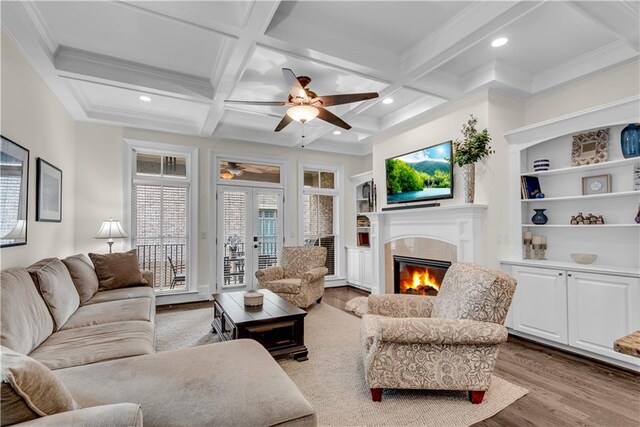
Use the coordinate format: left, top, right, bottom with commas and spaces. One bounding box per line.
211, 289, 308, 361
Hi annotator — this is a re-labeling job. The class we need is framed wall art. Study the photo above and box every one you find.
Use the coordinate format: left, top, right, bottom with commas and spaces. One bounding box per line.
36, 158, 62, 222
571, 128, 609, 166
0, 136, 29, 247
582, 174, 611, 196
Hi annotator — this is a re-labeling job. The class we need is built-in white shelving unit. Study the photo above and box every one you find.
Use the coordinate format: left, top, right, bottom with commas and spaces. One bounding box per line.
347, 171, 374, 290
502, 97, 640, 372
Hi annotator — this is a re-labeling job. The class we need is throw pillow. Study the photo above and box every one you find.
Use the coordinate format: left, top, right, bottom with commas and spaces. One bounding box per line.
61, 254, 100, 305
27, 258, 80, 331
89, 249, 146, 290
0, 346, 79, 426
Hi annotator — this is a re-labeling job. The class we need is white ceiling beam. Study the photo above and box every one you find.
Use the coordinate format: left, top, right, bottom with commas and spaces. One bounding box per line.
566, 1, 640, 52
55, 47, 214, 102
86, 106, 201, 135
299, 1, 546, 149
459, 60, 532, 97
200, 1, 282, 135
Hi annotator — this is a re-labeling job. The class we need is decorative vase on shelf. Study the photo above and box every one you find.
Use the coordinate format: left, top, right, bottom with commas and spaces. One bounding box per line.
531, 209, 548, 225
621, 123, 640, 158
462, 163, 475, 204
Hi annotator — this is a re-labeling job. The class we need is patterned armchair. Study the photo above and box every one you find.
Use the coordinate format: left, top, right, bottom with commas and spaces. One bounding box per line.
360, 262, 517, 404
255, 246, 328, 308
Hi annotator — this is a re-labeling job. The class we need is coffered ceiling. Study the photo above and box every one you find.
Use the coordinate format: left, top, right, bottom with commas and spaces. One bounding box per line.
2, 1, 638, 155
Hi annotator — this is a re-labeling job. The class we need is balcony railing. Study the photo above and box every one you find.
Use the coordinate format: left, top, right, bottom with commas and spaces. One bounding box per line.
137, 243, 186, 291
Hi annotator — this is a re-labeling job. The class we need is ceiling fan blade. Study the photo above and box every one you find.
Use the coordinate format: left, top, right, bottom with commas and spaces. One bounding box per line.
316, 107, 352, 130
274, 114, 293, 132
224, 100, 287, 106
316, 92, 379, 107
282, 68, 307, 100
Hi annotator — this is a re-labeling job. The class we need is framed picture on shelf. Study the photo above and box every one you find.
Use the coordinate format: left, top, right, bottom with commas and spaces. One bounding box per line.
582, 174, 611, 195
571, 128, 609, 166
36, 158, 62, 222
0, 136, 29, 247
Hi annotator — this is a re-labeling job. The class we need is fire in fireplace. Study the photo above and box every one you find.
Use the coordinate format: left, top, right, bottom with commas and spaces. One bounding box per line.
393, 256, 451, 296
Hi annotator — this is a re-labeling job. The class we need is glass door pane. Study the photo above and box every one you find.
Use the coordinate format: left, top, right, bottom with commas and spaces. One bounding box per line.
254, 189, 283, 274
218, 187, 249, 288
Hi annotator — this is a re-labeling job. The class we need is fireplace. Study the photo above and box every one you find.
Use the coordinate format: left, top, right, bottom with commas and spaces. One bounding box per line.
393, 256, 451, 296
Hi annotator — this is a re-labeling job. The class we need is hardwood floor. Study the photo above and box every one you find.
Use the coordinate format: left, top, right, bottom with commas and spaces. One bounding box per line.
324, 286, 640, 427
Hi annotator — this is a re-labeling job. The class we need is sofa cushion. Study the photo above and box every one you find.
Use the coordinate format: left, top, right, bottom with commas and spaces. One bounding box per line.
56, 340, 316, 427
89, 250, 147, 290
0, 346, 79, 426
61, 254, 99, 305
264, 278, 302, 294
85, 286, 155, 305
29, 321, 155, 370
28, 258, 80, 331
60, 298, 154, 330
432, 262, 517, 324
0, 268, 54, 354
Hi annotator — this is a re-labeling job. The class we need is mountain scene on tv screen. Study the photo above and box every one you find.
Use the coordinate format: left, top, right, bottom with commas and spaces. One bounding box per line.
386, 143, 451, 203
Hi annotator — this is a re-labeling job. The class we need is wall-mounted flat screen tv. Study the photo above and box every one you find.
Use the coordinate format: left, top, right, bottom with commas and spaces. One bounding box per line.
386, 141, 453, 204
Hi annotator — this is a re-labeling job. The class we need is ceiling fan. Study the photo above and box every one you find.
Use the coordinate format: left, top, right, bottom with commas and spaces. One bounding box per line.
225, 68, 379, 133
220, 162, 263, 180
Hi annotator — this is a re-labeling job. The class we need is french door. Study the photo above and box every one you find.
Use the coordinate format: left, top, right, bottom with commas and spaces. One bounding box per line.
217, 186, 284, 291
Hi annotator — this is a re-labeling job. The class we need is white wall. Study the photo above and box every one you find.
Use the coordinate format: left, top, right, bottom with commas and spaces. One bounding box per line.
0, 33, 77, 268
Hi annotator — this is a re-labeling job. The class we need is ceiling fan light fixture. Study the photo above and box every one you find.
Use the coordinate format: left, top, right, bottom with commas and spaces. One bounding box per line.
220, 171, 234, 180
286, 105, 319, 123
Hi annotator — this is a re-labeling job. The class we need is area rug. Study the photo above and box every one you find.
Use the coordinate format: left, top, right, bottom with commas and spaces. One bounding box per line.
155, 303, 528, 426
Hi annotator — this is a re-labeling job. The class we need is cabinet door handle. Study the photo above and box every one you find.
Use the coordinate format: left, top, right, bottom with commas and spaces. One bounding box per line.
558, 273, 563, 276
567, 273, 572, 277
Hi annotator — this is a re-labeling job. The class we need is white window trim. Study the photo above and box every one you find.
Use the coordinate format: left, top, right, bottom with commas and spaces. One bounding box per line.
209, 150, 289, 293
123, 139, 199, 296
297, 161, 344, 280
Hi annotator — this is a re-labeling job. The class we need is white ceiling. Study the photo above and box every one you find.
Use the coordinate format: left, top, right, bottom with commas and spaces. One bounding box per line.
2, 1, 638, 155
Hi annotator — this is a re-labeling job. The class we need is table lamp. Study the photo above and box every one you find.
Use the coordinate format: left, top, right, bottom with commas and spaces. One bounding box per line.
95, 218, 128, 253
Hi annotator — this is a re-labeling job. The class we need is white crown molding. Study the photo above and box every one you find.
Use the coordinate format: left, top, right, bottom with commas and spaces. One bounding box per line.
87, 105, 202, 135
21, 1, 57, 56
504, 96, 640, 148
1, 2, 87, 119
55, 47, 214, 102
531, 42, 640, 94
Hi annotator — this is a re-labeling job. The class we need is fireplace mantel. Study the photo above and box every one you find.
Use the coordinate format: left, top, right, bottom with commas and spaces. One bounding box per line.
365, 204, 487, 295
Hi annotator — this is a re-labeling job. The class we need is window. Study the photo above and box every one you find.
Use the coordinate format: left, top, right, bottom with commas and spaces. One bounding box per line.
300, 166, 341, 277
129, 146, 196, 293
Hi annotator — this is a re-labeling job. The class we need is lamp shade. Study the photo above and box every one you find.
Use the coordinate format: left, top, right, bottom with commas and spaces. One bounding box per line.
286, 105, 319, 123
95, 219, 128, 240
2, 220, 26, 240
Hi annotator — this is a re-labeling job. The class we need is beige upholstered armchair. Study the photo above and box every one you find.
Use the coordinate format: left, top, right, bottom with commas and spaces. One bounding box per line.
360, 262, 517, 404
255, 246, 328, 308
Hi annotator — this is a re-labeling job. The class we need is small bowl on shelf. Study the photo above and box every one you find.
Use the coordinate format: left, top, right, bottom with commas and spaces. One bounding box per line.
570, 253, 597, 264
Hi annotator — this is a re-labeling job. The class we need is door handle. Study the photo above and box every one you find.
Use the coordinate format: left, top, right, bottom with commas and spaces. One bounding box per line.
254, 244, 258, 249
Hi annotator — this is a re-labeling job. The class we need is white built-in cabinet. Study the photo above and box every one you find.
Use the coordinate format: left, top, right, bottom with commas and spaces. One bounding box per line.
346, 247, 372, 291
509, 265, 568, 344
346, 171, 374, 291
502, 97, 640, 372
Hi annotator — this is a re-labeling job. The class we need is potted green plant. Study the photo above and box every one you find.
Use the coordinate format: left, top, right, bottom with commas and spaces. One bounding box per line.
453, 114, 494, 203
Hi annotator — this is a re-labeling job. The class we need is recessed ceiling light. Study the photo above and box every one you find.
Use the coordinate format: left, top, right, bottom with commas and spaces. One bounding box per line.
333, 130, 342, 135
382, 98, 394, 104
491, 37, 508, 47
139, 95, 151, 102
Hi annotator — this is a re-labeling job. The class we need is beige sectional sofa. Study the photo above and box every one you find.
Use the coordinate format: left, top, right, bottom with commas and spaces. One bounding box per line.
1, 254, 316, 426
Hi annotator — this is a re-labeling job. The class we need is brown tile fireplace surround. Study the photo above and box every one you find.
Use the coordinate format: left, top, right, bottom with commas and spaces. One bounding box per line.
365, 205, 487, 295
